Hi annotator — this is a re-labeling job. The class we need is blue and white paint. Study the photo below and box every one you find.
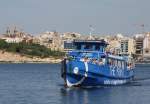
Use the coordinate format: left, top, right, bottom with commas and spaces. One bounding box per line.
61, 40, 135, 87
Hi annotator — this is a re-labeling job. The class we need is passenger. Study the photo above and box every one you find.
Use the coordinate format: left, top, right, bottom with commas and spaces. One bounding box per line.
80, 58, 84, 62
92, 58, 97, 64
84, 56, 89, 62
88, 58, 92, 63
108, 59, 112, 65
130, 63, 133, 69
99, 59, 103, 65
127, 63, 131, 70
102, 58, 106, 64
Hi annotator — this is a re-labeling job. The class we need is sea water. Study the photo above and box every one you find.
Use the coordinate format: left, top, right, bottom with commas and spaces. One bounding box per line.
0, 63, 150, 104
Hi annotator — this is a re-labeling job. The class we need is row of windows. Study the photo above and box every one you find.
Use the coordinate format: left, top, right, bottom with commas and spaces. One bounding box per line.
76, 45, 105, 51
108, 59, 125, 69
64, 43, 74, 49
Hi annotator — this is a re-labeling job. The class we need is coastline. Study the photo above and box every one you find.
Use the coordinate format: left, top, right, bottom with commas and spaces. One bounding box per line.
1, 51, 150, 64
0, 60, 62, 64
0, 51, 62, 63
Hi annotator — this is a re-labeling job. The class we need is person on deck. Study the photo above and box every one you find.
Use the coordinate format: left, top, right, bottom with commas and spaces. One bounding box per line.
92, 58, 97, 64
84, 56, 89, 62
99, 59, 103, 65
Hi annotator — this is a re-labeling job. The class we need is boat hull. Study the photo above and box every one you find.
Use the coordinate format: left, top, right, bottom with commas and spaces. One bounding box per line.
66, 73, 133, 87
61, 60, 134, 87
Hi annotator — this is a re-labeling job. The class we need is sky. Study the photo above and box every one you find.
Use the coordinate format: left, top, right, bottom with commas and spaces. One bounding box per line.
0, 0, 150, 35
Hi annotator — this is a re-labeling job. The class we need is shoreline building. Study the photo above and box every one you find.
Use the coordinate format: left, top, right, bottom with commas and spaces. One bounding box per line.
143, 32, 150, 60
36, 31, 63, 51
120, 38, 135, 55
134, 34, 144, 60
106, 34, 124, 54
1, 27, 33, 43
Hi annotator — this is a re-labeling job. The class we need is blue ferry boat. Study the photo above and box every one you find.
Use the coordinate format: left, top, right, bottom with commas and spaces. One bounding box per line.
61, 40, 135, 87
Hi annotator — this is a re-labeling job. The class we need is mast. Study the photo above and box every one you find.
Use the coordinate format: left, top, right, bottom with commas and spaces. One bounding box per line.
89, 25, 94, 40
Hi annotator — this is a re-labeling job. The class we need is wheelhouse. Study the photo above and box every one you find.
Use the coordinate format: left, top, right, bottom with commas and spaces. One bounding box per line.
73, 40, 108, 52
67, 40, 108, 59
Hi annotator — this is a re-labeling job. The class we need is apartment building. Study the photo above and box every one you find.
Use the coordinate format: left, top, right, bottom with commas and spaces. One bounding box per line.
120, 38, 135, 55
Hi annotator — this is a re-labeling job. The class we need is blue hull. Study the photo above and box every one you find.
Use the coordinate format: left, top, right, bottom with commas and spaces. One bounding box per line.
63, 60, 134, 87
66, 73, 133, 87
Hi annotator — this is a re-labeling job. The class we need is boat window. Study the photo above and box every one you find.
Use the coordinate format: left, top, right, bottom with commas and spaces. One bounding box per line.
108, 58, 113, 65
112, 59, 114, 66
76, 45, 81, 50
118, 61, 121, 69
116, 60, 118, 67
122, 61, 125, 69
114, 60, 116, 67
108, 58, 117, 66
85, 45, 92, 50
101, 55, 105, 58
100, 46, 103, 52
95, 45, 100, 50
107, 58, 126, 70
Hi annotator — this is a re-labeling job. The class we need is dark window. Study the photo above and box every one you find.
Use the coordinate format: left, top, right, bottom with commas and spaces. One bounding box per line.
85, 45, 92, 50
95, 45, 100, 50
76, 45, 81, 50
64, 42, 74, 49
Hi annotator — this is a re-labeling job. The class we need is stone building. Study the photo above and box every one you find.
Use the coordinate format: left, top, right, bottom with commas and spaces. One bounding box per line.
37, 31, 63, 51
120, 38, 135, 55
134, 34, 144, 60
143, 32, 150, 59
1, 27, 33, 43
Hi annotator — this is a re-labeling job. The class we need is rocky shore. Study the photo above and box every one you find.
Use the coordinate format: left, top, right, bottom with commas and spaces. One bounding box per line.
0, 51, 62, 63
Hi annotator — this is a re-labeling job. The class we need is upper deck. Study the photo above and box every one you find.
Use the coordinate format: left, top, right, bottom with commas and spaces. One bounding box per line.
73, 39, 108, 52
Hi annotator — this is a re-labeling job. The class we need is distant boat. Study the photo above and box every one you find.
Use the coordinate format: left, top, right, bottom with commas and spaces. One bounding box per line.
61, 40, 135, 87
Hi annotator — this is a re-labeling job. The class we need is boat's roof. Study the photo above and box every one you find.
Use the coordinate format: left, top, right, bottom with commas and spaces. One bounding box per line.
68, 51, 105, 58
68, 51, 131, 61
68, 50, 105, 55
74, 39, 108, 45
69, 50, 103, 53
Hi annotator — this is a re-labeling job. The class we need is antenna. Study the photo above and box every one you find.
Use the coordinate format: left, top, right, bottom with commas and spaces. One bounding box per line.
89, 25, 94, 40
